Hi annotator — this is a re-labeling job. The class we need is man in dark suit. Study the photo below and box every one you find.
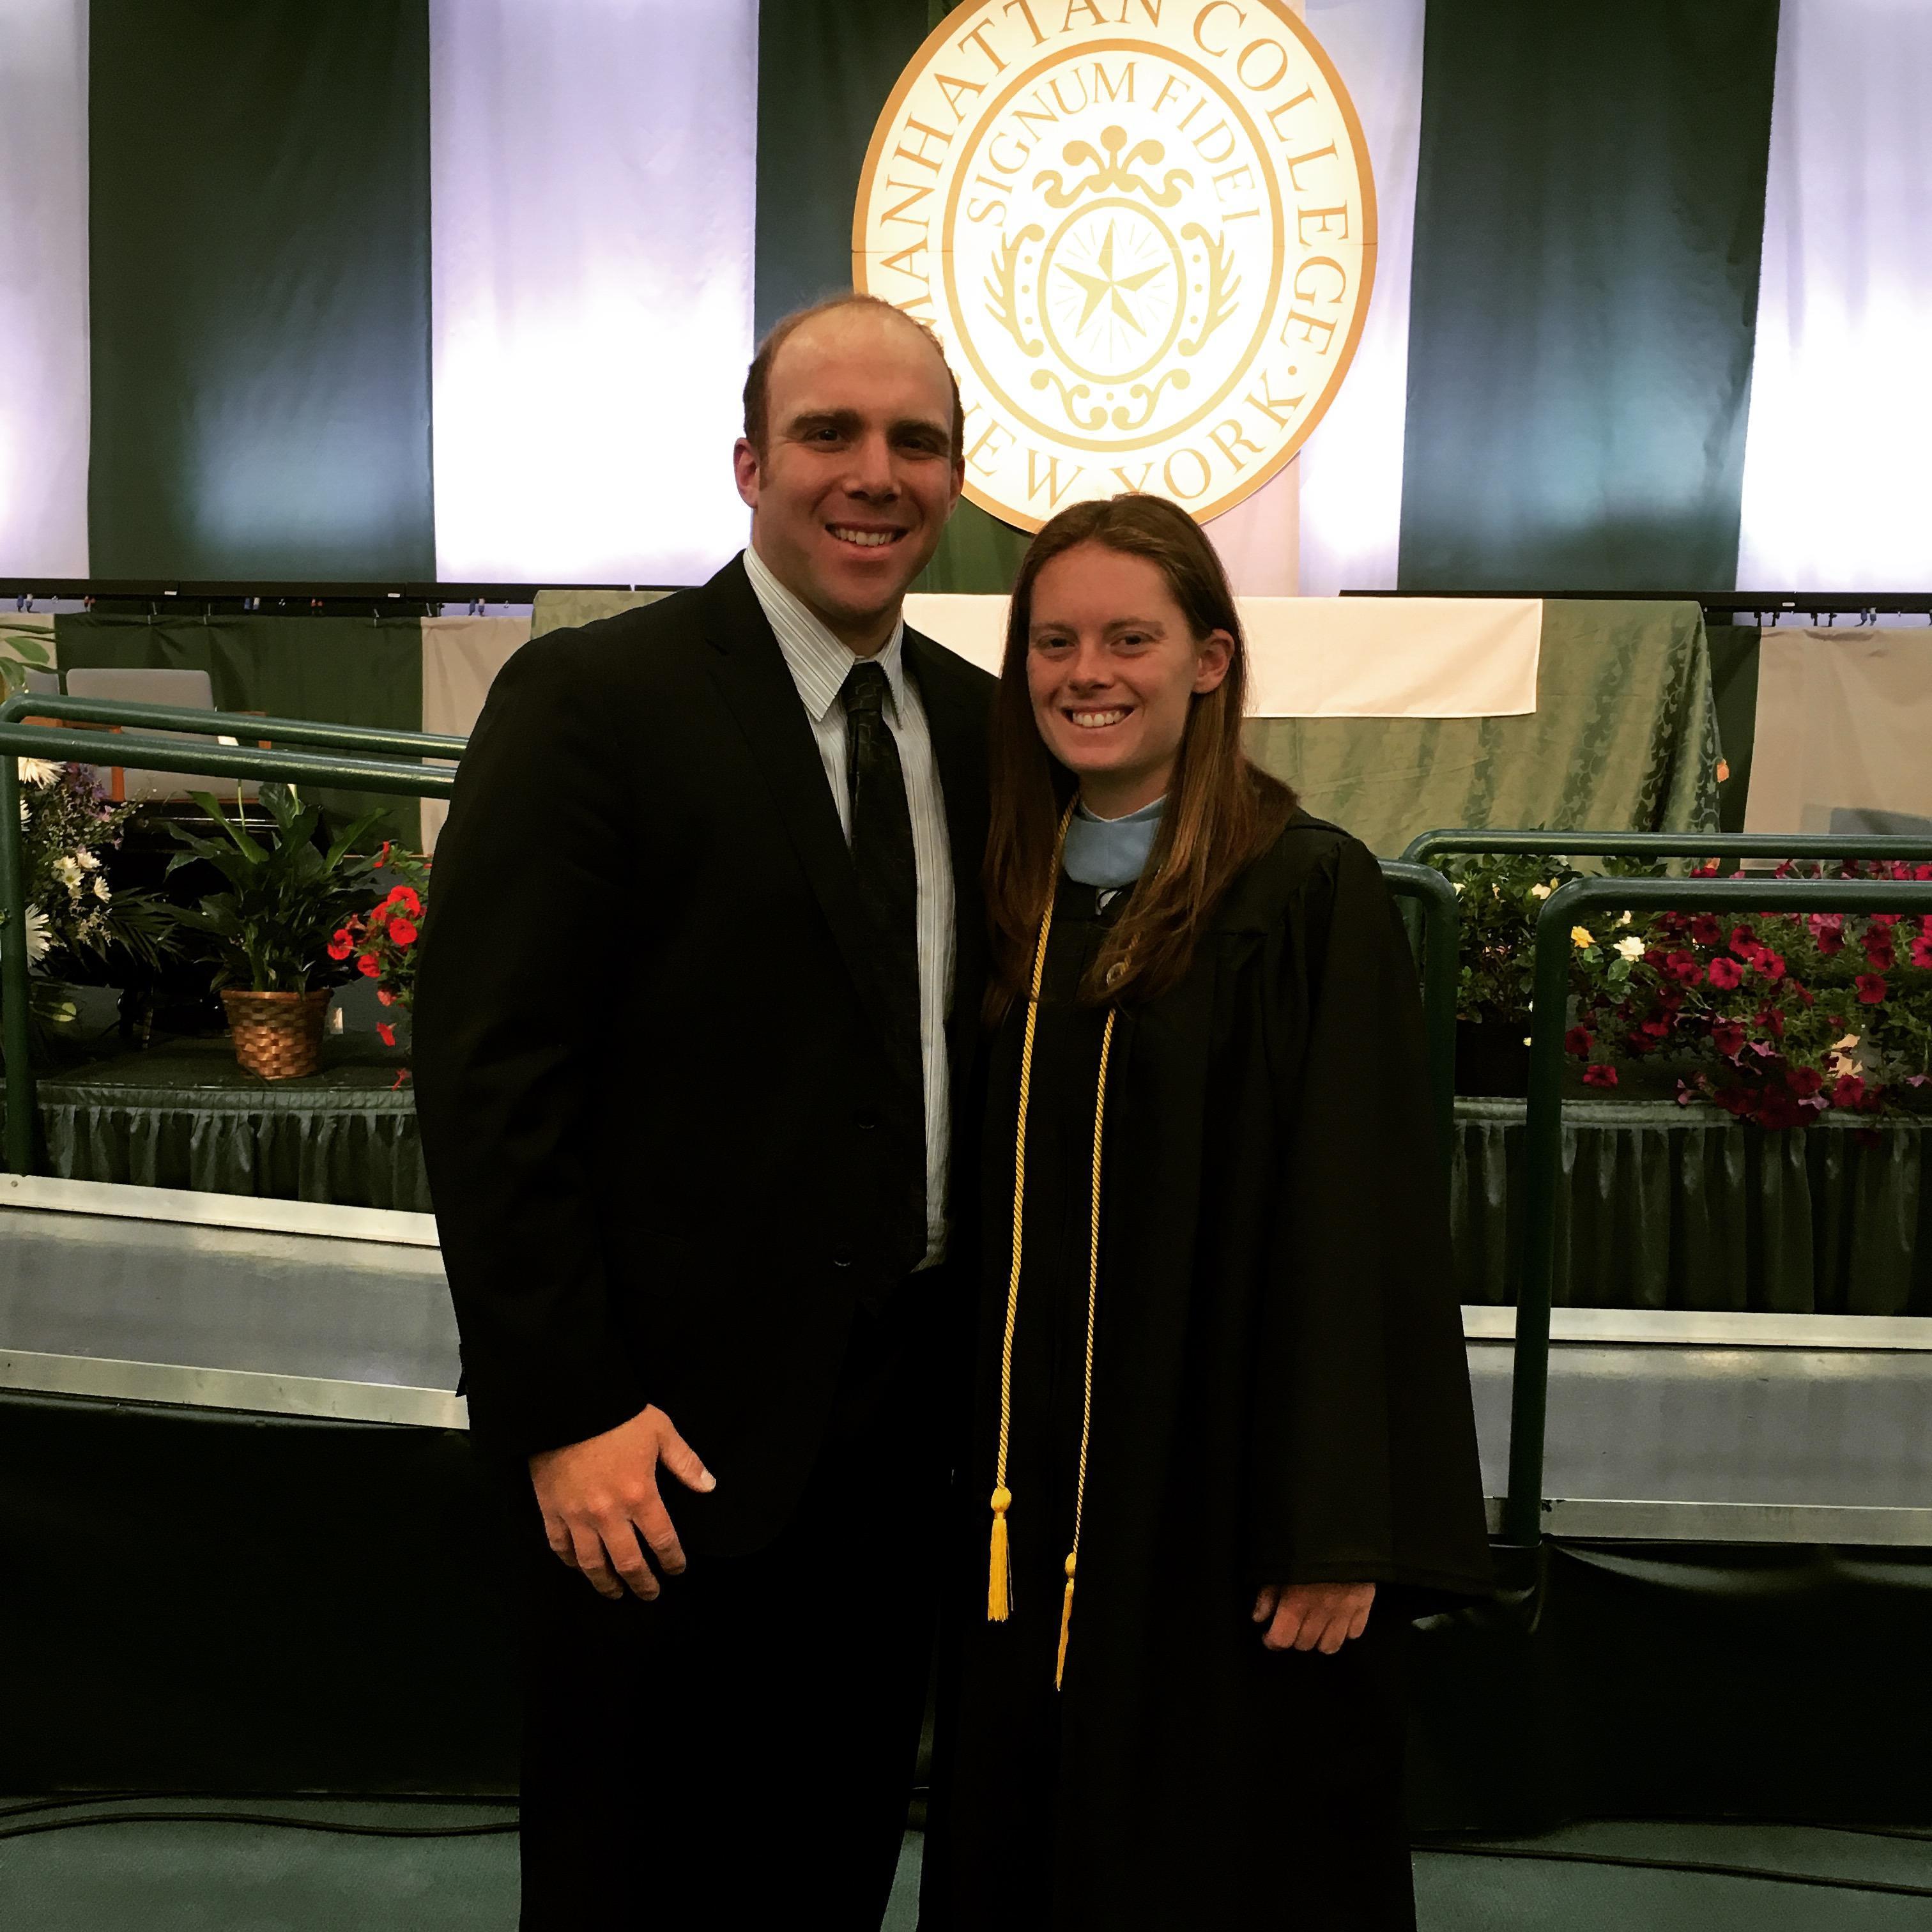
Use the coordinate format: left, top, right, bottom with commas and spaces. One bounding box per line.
411, 295, 994, 1928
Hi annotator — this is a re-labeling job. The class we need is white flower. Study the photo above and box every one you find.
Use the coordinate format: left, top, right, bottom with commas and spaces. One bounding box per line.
15, 759, 58, 788
1451, 880, 1466, 895
55, 856, 81, 885
91, 877, 109, 902
1530, 882, 1554, 900
1618, 912, 1634, 926
1616, 935, 1644, 960
22, 907, 47, 964
77, 850, 100, 871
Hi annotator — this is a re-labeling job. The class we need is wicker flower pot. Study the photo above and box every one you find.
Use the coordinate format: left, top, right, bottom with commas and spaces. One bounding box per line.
222, 987, 331, 1080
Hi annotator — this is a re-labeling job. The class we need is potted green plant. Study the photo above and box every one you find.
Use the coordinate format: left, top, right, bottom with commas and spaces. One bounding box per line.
164, 784, 385, 1079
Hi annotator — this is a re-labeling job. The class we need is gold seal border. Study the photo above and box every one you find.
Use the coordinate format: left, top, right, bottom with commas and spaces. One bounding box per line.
852, 0, 1379, 532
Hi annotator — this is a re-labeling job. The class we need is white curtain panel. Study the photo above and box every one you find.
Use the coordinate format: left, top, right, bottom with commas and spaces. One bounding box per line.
1736, 0, 1932, 591
0, 0, 90, 577
1294, 0, 1426, 595
429, 0, 758, 585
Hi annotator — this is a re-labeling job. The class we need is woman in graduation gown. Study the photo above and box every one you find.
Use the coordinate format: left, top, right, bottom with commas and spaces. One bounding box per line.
921, 494, 1492, 1931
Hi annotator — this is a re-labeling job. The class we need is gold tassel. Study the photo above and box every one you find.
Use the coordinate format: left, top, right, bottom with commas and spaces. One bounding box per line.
1055, 1552, 1077, 1690
988, 1486, 1013, 1621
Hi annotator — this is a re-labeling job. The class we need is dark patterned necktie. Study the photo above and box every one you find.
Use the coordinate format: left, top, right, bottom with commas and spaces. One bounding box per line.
841, 660, 928, 1277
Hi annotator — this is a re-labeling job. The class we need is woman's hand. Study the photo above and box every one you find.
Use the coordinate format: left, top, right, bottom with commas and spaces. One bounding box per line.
1252, 1581, 1375, 1654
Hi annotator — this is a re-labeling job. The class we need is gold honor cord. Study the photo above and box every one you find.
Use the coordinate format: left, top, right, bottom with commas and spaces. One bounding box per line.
987, 801, 1122, 1694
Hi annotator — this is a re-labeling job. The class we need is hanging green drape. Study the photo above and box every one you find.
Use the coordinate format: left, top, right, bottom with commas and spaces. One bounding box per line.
1398, 0, 1782, 590
87, 0, 434, 579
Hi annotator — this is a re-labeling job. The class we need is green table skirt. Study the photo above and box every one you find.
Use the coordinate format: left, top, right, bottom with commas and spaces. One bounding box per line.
7, 1044, 1926, 1314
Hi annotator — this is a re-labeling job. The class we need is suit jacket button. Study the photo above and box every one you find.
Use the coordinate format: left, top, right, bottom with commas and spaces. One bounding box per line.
832, 1246, 855, 1268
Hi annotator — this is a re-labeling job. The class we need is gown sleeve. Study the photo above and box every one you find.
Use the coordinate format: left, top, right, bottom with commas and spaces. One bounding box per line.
1247, 832, 1494, 1601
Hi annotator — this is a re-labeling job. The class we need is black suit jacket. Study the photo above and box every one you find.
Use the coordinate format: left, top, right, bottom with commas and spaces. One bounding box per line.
411, 556, 995, 1554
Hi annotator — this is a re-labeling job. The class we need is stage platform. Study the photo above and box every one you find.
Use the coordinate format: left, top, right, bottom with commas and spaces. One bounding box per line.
4, 1174, 1928, 1543
5, 1174, 1932, 1828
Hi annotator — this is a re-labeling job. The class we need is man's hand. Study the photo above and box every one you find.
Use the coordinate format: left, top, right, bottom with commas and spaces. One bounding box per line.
1252, 1581, 1375, 1654
529, 1405, 716, 1602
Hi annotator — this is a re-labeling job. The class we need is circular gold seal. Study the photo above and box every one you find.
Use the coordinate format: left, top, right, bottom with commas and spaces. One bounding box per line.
854, 1, 1376, 531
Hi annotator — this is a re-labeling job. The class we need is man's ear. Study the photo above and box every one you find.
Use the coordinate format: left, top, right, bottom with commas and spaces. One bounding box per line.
733, 436, 762, 512
947, 456, 966, 512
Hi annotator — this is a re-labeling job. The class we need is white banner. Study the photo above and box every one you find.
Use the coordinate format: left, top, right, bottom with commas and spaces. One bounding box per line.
0, 0, 89, 577
1736, 0, 1932, 591
903, 594, 1540, 718
1294, 0, 1427, 597
428, 0, 758, 586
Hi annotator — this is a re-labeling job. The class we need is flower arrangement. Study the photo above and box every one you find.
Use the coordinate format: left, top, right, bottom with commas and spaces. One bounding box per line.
10, 758, 174, 983
1441, 850, 1584, 1030
164, 784, 386, 992
1567, 859, 1932, 1125
328, 845, 429, 1052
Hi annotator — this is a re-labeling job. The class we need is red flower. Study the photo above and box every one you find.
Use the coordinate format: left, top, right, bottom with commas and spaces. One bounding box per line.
1830, 1074, 1869, 1110
1807, 914, 1845, 955
1863, 933, 1896, 970
1855, 974, 1887, 1005
376, 987, 395, 1007
1711, 1020, 1746, 1058
1728, 925, 1759, 958
1712, 1083, 1754, 1117
357, 953, 381, 979
1664, 951, 1703, 985
1583, 1063, 1618, 1089
1564, 1026, 1593, 1056
377, 1022, 396, 1047
1912, 937, 1932, 970
388, 918, 419, 947
1786, 1066, 1824, 1098
1706, 956, 1744, 990
1689, 914, 1724, 946
1755, 949, 1788, 981
326, 928, 354, 962
1870, 912, 1903, 928
1754, 1007, 1786, 1039
1638, 1015, 1672, 1041
1692, 861, 1721, 878
383, 885, 423, 917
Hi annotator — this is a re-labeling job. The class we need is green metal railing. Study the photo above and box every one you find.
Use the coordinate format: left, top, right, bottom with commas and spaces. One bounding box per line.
1503, 873, 1932, 1548
0, 698, 463, 1175
1402, 827, 1932, 870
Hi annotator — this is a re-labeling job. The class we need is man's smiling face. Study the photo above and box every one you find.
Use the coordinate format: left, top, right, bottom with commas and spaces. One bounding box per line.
734, 305, 963, 655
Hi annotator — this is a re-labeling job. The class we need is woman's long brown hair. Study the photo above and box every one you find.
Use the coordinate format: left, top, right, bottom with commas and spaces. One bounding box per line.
984, 494, 1296, 1023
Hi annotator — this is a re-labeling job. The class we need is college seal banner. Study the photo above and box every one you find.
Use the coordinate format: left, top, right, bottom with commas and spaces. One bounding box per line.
854, 0, 1375, 532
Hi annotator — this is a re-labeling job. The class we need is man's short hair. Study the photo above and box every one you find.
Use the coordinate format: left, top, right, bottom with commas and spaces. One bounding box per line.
742, 294, 966, 461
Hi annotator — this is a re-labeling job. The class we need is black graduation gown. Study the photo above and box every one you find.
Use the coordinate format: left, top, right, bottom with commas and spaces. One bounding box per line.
921, 813, 1492, 1932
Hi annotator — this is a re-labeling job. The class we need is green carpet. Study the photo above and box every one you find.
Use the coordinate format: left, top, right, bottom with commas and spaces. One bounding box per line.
3, 1802, 1928, 1929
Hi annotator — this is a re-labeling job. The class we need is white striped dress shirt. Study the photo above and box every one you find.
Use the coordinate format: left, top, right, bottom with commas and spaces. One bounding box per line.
743, 545, 954, 1270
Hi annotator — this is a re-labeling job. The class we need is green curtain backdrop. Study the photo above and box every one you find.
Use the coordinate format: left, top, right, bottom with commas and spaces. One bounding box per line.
752, 0, 1027, 595
87, 0, 434, 580
1397, 0, 1781, 590
52, 613, 424, 845
1246, 600, 1722, 857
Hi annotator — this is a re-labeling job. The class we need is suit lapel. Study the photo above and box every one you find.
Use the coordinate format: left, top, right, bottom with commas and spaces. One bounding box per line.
698, 558, 886, 1013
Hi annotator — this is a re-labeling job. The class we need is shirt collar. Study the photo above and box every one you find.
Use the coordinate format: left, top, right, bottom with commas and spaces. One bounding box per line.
743, 544, 910, 725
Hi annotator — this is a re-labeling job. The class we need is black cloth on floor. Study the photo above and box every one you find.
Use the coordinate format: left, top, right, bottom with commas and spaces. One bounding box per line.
922, 815, 1493, 1932
516, 1282, 946, 1931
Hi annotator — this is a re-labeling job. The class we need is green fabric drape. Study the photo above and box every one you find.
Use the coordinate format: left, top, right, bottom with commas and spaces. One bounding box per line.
1708, 622, 1763, 833
1455, 1100, 1931, 1318
751, 0, 1023, 594
1398, 0, 1781, 590
1246, 600, 1722, 857
87, 0, 435, 579
12, 1038, 428, 1213
16, 1041, 1926, 1315
50, 612, 424, 845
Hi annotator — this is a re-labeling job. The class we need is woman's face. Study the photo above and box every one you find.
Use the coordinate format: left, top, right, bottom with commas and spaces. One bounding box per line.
1025, 542, 1232, 815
